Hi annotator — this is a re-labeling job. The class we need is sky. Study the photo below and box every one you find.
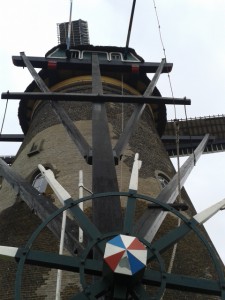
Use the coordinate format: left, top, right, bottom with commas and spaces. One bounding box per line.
0, 0, 225, 264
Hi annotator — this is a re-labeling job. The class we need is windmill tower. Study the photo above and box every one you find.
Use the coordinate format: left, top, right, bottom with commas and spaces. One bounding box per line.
0, 2, 225, 299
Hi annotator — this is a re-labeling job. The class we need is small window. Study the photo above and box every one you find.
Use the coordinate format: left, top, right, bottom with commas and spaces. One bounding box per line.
27, 140, 43, 157
157, 173, 170, 189
111, 53, 122, 61
122, 52, 141, 62
81, 51, 109, 60
97, 52, 108, 61
70, 50, 80, 59
82, 51, 91, 59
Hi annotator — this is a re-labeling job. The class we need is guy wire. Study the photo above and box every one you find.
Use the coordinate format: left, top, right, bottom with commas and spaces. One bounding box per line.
0, 99, 9, 135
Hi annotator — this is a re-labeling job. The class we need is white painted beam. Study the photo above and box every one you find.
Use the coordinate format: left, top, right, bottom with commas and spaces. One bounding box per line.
38, 164, 71, 204
193, 198, 225, 224
0, 246, 18, 258
129, 153, 142, 191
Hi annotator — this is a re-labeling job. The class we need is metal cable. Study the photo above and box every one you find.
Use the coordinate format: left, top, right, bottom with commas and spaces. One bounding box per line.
153, 1, 195, 164
152, 0, 177, 119
0, 99, 9, 134
152, 3, 183, 296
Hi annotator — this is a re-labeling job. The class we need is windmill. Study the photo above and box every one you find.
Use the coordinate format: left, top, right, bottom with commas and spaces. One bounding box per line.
0, 1, 225, 299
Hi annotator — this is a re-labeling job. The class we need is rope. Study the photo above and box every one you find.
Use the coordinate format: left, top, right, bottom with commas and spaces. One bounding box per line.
0, 99, 9, 134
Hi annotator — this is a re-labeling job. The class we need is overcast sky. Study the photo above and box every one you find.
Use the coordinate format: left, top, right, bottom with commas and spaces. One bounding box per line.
0, 0, 225, 264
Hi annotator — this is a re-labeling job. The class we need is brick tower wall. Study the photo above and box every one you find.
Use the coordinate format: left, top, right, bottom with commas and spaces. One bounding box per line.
0, 70, 221, 299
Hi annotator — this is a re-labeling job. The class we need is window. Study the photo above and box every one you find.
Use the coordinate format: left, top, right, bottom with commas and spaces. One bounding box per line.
157, 173, 170, 189
110, 53, 122, 61
27, 140, 44, 157
70, 50, 80, 59
32, 173, 48, 193
81, 51, 109, 60
122, 52, 141, 62
97, 52, 108, 61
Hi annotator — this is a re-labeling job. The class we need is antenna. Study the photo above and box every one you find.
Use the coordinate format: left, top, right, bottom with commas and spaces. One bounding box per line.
66, 0, 73, 50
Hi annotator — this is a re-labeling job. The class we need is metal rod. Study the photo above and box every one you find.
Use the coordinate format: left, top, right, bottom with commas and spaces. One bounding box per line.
124, 0, 136, 59
78, 170, 84, 243
66, 0, 73, 50
55, 209, 67, 300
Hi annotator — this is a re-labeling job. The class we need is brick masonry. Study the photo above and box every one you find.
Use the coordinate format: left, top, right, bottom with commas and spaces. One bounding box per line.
0, 78, 222, 299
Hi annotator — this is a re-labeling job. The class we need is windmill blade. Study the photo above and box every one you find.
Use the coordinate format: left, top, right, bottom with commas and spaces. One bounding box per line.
193, 198, 225, 224
91, 53, 122, 233
20, 52, 92, 162
123, 154, 142, 234
129, 153, 142, 191
0, 246, 18, 258
38, 165, 104, 253
0, 158, 82, 254
146, 197, 225, 261
38, 164, 71, 204
114, 58, 166, 159
135, 134, 210, 242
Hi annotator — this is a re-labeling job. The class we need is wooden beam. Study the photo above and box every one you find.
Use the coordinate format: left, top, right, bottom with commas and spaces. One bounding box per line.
12, 55, 173, 73
0, 134, 24, 142
1, 92, 191, 106
0, 156, 15, 164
